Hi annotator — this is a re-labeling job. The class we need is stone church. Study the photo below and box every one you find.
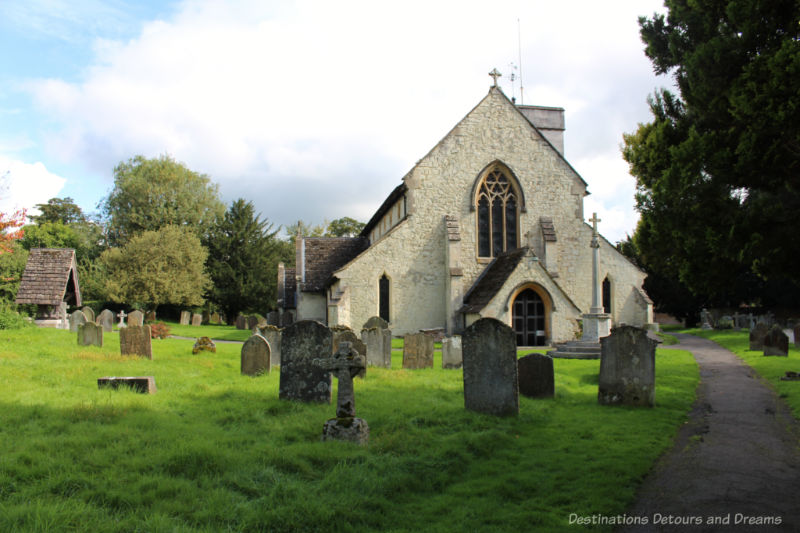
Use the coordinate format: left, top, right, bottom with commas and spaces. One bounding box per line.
277, 81, 652, 345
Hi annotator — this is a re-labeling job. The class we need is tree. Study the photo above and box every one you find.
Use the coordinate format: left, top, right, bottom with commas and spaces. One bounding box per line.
0, 241, 29, 302
325, 217, 365, 237
623, 0, 800, 307
99, 225, 210, 310
102, 154, 225, 246
204, 199, 294, 320
0, 208, 26, 254
30, 197, 86, 225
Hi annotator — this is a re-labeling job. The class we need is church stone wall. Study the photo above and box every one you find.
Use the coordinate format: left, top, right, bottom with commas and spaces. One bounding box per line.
331, 87, 648, 336
296, 291, 326, 324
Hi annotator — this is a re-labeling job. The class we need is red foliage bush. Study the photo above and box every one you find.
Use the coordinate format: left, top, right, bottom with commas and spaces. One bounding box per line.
149, 321, 171, 339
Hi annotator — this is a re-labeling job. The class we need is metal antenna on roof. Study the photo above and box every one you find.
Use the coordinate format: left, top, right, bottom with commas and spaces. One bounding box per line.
518, 18, 525, 105
508, 62, 518, 103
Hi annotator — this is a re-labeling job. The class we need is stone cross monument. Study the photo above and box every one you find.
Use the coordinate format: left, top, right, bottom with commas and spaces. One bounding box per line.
581, 213, 611, 342
314, 341, 369, 445
488, 68, 502, 87
117, 310, 127, 328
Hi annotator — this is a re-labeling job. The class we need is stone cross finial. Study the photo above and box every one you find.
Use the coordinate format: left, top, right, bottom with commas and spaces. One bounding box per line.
117, 310, 127, 328
314, 341, 365, 418
488, 68, 502, 87
589, 212, 601, 236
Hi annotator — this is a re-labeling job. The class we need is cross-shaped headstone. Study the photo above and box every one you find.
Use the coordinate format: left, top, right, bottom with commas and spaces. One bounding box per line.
488, 68, 502, 87
117, 310, 127, 328
589, 212, 601, 236
314, 341, 365, 418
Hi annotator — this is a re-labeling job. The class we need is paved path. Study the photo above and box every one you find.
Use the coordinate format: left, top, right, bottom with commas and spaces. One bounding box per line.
619, 334, 800, 532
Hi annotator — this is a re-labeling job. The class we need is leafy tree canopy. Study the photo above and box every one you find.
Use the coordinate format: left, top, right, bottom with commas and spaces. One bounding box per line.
204, 199, 293, 320
326, 217, 366, 237
0, 241, 29, 303
100, 225, 210, 310
30, 197, 86, 225
623, 0, 800, 308
102, 154, 225, 246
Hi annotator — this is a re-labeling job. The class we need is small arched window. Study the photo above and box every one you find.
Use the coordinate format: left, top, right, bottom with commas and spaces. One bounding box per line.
476, 167, 519, 257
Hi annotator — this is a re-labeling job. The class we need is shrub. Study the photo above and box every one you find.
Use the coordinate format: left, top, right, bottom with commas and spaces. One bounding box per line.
149, 321, 171, 339
0, 304, 28, 330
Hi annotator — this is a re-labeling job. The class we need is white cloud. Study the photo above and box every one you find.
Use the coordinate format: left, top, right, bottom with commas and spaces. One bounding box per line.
24, 0, 665, 234
0, 156, 67, 216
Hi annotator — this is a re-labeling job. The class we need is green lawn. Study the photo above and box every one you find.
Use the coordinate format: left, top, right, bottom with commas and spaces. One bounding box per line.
687, 328, 800, 418
0, 326, 698, 532
157, 320, 252, 342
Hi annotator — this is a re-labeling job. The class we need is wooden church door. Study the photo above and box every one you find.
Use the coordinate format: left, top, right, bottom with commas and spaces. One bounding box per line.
512, 289, 546, 346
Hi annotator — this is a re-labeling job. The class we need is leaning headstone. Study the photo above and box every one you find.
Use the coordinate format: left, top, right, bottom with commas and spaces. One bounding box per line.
97, 309, 114, 332
403, 333, 434, 369
267, 311, 280, 326
191, 313, 202, 326
280, 311, 294, 328
259, 325, 282, 368
794, 324, 800, 349
241, 334, 271, 376
518, 353, 554, 398
763, 325, 789, 357
81, 306, 95, 323
314, 341, 369, 445
442, 335, 463, 369
235, 315, 247, 330
462, 318, 519, 416
128, 310, 144, 327
279, 320, 332, 403
68, 310, 88, 333
193, 337, 216, 354
98, 376, 156, 394
332, 328, 367, 378
120, 325, 153, 359
361, 327, 392, 368
247, 315, 259, 330
180, 310, 191, 325
598, 325, 657, 407
749, 322, 769, 351
77, 322, 103, 347
363, 316, 389, 330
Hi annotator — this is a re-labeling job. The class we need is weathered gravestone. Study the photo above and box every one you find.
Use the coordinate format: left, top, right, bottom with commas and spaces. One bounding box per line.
403, 332, 434, 369
361, 327, 392, 368
68, 310, 87, 332
314, 341, 369, 445
128, 310, 144, 327
235, 315, 247, 330
145, 310, 156, 323
191, 313, 202, 326
332, 328, 366, 378
209, 312, 221, 324
794, 324, 800, 349
763, 325, 789, 357
257, 325, 282, 368
81, 306, 95, 323
279, 320, 332, 403
442, 335, 462, 369
363, 316, 389, 330
97, 309, 114, 332
180, 310, 191, 325
267, 311, 280, 326
77, 322, 103, 347
517, 353, 554, 398
598, 325, 657, 407
241, 334, 270, 376
462, 318, 519, 416
120, 325, 153, 359
280, 311, 294, 328
98, 376, 156, 394
192, 337, 216, 354
245, 315, 258, 330
749, 322, 769, 351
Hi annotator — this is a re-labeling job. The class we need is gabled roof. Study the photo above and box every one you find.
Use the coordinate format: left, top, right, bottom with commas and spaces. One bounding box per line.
460, 247, 528, 313
16, 248, 81, 306
300, 237, 369, 292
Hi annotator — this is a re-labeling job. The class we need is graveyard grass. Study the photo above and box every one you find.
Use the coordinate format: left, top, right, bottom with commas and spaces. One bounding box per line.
1, 327, 698, 532
688, 328, 800, 418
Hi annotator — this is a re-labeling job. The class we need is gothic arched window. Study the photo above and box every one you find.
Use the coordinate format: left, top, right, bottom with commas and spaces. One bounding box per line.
476, 167, 519, 257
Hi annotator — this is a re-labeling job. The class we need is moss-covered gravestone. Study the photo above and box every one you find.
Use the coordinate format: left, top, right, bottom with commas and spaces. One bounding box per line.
332, 328, 366, 378
402, 333, 434, 369
97, 309, 114, 332
279, 320, 332, 403
598, 325, 657, 407
78, 322, 103, 347
314, 341, 369, 445
128, 310, 144, 327
763, 325, 789, 356
241, 334, 270, 376
120, 325, 152, 359
462, 318, 519, 416
518, 353, 554, 398
361, 326, 392, 368
68, 310, 87, 332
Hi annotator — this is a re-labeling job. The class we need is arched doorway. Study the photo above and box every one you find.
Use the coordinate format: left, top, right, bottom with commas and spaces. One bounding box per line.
512, 288, 547, 346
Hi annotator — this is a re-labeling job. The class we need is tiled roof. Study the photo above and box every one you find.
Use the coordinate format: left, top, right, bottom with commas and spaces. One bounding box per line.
300, 237, 369, 292
16, 248, 81, 306
540, 217, 557, 242
460, 247, 528, 314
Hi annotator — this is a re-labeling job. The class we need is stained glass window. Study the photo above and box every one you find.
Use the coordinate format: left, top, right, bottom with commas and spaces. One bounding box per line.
475, 168, 519, 257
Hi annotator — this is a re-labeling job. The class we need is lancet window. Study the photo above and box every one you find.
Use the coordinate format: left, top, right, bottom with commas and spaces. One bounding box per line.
476, 167, 519, 257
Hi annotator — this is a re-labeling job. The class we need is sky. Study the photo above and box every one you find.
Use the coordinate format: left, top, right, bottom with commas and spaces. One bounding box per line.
0, 0, 670, 243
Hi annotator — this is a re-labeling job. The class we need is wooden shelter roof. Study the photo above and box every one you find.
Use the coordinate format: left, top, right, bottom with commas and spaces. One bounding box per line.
15, 248, 82, 307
